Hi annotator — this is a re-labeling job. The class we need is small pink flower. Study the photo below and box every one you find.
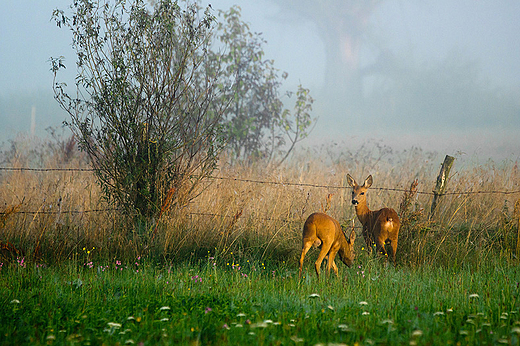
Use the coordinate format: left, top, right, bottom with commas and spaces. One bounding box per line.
17, 257, 26, 268
205, 307, 212, 314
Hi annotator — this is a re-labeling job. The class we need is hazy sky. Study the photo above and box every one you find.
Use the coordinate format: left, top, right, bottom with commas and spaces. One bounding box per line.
1, 0, 519, 159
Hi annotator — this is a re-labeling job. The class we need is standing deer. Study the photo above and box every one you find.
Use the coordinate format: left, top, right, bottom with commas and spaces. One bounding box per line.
346, 174, 400, 264
299, 212, 356, 278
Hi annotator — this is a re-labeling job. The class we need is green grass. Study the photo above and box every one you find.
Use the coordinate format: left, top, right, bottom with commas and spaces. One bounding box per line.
1, 255, 520, 346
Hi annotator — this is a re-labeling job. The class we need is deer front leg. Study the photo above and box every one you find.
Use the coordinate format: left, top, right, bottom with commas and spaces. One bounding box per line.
362, 228, 374, 255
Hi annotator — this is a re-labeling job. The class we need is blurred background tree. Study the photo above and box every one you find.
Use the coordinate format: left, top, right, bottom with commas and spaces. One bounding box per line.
210, 5, 315, 164
272, 0, 382, 111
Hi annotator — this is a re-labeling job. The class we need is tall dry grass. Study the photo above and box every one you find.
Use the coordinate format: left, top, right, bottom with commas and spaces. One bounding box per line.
1, 136, 519, 267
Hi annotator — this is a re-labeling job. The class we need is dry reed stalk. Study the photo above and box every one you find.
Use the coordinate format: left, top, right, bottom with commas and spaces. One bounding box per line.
0, 239, 23, 261
320, 193, 334, 213
149, 187, 176, 244
0, 202, 23, 226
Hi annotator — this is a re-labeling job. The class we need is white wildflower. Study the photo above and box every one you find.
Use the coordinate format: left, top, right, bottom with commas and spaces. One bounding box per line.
251, 322, 269, 328
290, 336, 304, 343
411, 330, 423, 337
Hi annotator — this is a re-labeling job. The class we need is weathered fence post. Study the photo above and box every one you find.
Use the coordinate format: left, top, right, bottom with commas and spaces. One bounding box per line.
430, 155, 455, 219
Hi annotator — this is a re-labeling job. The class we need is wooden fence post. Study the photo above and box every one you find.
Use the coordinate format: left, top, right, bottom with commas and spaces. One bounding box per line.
430, 155, 455, 219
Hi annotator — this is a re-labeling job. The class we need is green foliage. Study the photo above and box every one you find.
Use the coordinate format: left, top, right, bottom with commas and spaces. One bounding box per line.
210, 5, 315, 163
1, 260, 519, 345
50, 0, 226, 221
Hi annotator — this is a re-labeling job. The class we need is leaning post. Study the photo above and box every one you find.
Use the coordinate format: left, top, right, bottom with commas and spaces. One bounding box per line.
430, 155, 455, 219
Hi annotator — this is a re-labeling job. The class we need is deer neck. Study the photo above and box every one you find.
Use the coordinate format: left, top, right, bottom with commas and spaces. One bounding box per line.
338, 233, 349, 254
354, 202, 372, 226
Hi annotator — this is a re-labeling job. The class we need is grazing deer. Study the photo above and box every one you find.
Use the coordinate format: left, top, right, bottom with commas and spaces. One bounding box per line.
299, 212, 356, 278
346, 174, 400, 264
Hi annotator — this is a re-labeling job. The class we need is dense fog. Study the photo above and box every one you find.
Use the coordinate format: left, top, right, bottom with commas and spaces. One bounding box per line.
1, 0, 519, 159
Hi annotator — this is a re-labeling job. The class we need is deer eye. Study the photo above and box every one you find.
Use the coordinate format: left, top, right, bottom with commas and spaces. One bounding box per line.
360, 192, 364, 195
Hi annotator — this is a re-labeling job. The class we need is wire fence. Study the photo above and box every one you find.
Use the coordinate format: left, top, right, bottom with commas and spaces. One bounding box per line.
1, 166, 520, 216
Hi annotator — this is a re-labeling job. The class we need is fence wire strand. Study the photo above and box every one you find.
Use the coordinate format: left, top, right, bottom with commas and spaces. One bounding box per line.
1, 166, 520, 216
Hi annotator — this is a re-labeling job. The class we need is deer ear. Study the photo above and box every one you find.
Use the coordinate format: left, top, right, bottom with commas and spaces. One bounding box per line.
363, 175, 373, 188
349, 230, 356, 243
346, 174, 356, 187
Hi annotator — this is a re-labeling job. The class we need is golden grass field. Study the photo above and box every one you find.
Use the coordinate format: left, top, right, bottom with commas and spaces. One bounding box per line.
1, 136, 519, 267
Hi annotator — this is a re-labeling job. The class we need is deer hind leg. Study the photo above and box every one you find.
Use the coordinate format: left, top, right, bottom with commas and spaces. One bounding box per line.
314, 242, 333, 278
299, 240, 314, 278
375, 236, 389, 262
326, 250, 339, 276
387, 235, 399, 265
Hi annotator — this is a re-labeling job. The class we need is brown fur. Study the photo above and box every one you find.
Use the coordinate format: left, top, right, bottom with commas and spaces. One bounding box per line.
299, 212, 356, 278
347, 174, 401, 264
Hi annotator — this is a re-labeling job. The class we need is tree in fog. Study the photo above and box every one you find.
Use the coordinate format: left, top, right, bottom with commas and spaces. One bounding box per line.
51, 0, 226, 222
273, 0, 382, 106
211, 5, 315, 163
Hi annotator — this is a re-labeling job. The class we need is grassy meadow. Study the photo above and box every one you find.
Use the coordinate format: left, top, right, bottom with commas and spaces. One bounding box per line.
1, 137, 520, 344
1, 257, 520, 345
